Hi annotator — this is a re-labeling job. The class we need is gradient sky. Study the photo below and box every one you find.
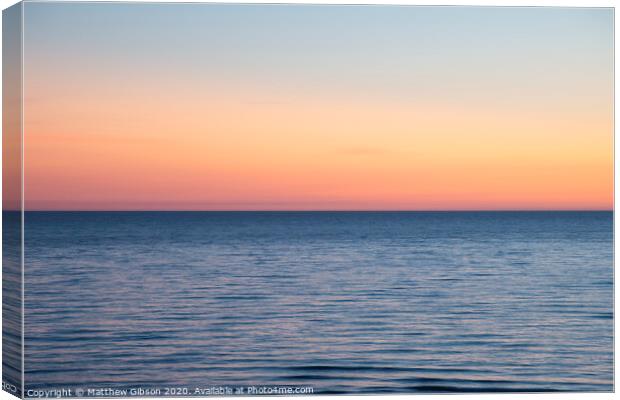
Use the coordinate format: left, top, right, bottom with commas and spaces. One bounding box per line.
22, 3, 613, 210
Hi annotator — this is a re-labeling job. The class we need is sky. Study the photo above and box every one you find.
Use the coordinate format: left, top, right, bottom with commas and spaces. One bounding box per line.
21, 3, 613, 211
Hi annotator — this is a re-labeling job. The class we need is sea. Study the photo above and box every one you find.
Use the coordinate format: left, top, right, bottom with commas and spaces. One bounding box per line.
18, 211, 613, 394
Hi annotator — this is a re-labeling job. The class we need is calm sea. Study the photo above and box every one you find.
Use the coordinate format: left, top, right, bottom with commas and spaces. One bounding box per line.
23, 211, 613, 394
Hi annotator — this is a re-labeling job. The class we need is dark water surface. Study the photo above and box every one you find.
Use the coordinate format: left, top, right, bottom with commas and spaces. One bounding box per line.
24, 212, 613, 393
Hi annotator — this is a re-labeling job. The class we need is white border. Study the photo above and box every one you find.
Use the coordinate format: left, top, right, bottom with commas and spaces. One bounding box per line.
9, 0, 619, 5
0, 1, 616, 400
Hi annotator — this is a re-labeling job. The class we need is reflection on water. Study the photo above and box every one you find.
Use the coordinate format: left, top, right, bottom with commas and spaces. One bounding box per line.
24, 212, 612, 393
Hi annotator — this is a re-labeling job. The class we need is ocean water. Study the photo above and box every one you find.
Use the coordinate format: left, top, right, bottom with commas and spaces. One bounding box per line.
23, 212, 613, 394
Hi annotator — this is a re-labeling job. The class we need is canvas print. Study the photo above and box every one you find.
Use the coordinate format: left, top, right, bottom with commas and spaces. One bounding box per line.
2, 2, 614, 397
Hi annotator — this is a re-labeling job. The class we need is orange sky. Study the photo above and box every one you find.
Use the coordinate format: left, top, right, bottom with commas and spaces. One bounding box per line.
20, 4, 613, 210
23, 89, 612, 210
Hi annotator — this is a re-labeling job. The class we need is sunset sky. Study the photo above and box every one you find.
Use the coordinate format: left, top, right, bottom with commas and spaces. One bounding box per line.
22, 4, 613, 211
